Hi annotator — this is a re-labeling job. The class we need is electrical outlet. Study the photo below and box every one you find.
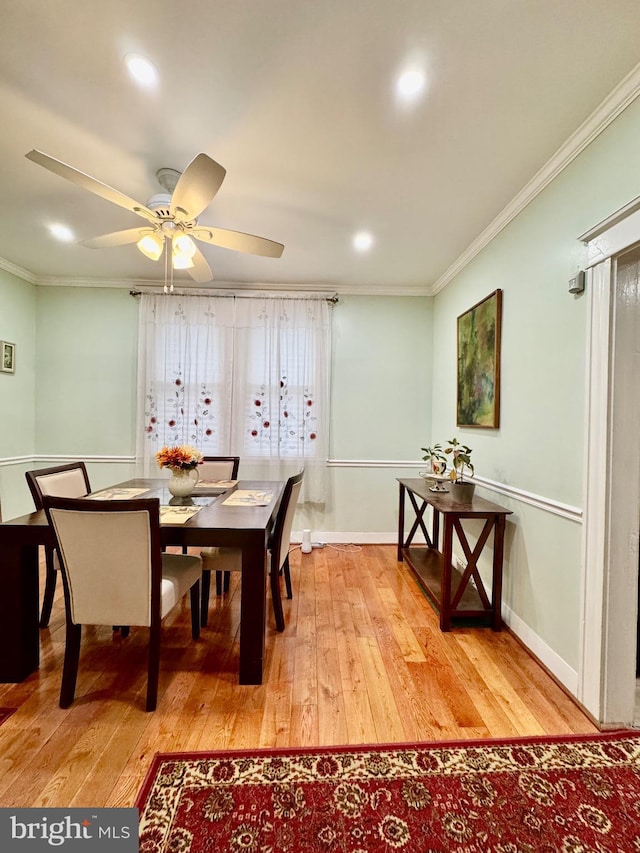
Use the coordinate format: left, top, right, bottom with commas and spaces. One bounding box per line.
455, 555, 466, 571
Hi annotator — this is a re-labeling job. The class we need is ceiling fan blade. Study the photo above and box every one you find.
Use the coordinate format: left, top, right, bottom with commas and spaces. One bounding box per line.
80, 227, 150, 249
170, 153, 226, 221
188, 246, 214, 283
25, 149, 156, 222
191, 225, 284, 258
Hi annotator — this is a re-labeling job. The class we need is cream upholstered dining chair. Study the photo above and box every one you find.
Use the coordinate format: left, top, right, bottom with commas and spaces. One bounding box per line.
200, 469, 304, 630
25, 462, 92, 628
199, 455, 240, 481
43, 495, 202, 712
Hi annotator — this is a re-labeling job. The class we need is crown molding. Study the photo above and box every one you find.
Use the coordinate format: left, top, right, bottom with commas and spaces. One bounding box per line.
431, 60, 640, 295
0, 257, 37, 284
34, 276, 144, 289
6, 272, 432, 297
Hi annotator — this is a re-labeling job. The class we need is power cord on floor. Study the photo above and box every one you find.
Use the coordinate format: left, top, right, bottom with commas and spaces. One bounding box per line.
325, 543, 362, 552
290, 542, 363, 553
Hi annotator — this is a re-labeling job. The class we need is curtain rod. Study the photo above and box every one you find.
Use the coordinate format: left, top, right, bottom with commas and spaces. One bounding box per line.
129, 289, 339, 304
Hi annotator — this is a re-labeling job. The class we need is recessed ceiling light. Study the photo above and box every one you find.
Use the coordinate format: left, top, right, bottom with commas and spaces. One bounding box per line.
125, 53, 158, 88
353, 231, 374, 252
396, 69, 426, 102
48, 223, 75, 243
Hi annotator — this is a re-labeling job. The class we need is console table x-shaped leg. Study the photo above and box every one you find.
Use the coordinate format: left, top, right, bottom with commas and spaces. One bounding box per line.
440, 515, 501, 630
397, 479, 511, 632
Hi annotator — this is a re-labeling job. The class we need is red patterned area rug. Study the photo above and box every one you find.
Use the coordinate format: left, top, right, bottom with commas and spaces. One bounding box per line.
136, 732, 640, 852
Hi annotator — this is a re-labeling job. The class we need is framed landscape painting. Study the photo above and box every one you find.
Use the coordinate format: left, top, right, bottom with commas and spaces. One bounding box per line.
456, 289, 502, 428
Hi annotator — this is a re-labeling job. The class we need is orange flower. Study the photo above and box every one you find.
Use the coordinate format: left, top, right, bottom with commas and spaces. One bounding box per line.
156, 445, 203, 471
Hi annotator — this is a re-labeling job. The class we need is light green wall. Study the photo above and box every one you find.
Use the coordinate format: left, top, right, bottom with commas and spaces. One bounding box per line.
35, 287, 139, 456
330, 295, 433, 459
2, 288, 432, 527
298, 294, 434, 534
0, 269, 36, 458
32, 290, 433, 474
0, 270, 37, 520
431, 93, 640, 669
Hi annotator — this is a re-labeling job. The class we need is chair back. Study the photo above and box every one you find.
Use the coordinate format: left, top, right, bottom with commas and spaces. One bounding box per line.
270, 470, 304, 572
43, 496, 162, 628
198, 456, 240, 480
26, 462, 91, 510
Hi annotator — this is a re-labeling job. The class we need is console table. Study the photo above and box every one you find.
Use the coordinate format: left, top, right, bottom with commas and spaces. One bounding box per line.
397, 478, 512, 631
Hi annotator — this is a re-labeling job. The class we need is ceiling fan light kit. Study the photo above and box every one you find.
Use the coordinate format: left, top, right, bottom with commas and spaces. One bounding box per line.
137, 232, 164, 261
25, 149, 284, 284
173, 234, 196, 259
171, 252, 194, 270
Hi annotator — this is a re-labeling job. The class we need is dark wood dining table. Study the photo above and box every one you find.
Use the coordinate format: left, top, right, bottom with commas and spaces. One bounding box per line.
0, 477, 285, 685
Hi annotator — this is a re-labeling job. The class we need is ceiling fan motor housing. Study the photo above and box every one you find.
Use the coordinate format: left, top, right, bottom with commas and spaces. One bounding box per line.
146, 168, 182, 218
146, 193, 173, 218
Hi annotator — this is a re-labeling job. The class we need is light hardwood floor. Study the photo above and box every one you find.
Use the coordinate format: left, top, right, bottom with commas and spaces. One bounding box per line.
0, 544, 598, 807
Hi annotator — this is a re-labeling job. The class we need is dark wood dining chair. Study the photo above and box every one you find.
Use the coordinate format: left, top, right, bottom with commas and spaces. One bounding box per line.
25, 462, 92, 628
43, 495, 202, 712
199, 469, 304, 630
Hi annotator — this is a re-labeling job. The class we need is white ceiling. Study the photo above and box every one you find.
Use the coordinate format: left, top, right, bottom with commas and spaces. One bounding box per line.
1, 0, 640, 294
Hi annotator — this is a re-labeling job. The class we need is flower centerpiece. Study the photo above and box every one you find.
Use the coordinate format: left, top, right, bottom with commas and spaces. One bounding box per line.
156, 445, 203, 497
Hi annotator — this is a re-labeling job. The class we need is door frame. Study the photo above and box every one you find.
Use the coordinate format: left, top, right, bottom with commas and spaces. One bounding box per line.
579, 203, 640, 724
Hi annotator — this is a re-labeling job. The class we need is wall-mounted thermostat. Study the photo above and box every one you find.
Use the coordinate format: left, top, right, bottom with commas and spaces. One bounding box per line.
568, 270, 585, 294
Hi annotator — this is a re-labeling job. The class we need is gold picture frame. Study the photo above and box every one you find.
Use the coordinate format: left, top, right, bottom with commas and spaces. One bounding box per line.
1, 340, 15, 374
456, 290, 502, 428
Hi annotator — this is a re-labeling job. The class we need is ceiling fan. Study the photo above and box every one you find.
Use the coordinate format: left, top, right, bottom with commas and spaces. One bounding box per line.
25, 150, 284, 283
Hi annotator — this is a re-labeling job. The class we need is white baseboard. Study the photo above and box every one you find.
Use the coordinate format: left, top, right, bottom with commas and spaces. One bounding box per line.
502, 603, 578, 695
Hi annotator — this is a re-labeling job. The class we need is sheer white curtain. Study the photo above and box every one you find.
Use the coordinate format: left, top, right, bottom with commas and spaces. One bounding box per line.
136, 293, 331, 502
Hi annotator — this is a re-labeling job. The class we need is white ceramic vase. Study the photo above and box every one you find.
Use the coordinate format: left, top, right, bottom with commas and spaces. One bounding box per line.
167, 468, 199, 498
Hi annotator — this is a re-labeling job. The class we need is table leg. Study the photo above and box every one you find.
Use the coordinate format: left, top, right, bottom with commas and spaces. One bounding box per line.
239, 534, 268, 684
406, 492, 433, 548
433, 509, 440, 551
0, 542, 40, 681
440, 518, 453, 631
491, 515, 506, 631
397, 483, 405, 561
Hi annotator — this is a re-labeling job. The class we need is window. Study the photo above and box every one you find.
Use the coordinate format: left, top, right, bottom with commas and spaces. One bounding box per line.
136, 293, 331, 501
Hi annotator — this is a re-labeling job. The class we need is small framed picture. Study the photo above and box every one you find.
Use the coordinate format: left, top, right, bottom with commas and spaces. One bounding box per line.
1, 341, 15, 374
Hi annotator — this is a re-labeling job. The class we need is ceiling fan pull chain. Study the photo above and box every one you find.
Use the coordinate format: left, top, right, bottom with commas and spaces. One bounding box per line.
163, 238, 169, 294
